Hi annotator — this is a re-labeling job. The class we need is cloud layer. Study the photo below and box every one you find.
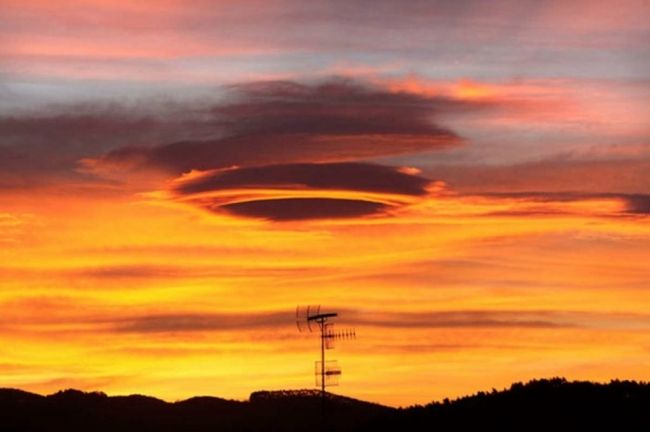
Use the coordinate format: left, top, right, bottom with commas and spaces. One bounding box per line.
173, 162, 431, 196
86, 79, 467, 175
68, 309, 650, 334
169, 162, 433, 220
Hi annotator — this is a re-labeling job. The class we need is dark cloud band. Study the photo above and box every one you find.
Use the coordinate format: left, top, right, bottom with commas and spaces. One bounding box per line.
108, 309, 650, 334
475, 191, 650, 216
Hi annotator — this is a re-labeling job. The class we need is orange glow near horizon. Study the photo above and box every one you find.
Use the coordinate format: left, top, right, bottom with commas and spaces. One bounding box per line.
2, 183, 649, 406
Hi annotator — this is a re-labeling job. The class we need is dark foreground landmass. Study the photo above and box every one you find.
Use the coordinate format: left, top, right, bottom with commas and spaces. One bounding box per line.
1, 378, 649, 431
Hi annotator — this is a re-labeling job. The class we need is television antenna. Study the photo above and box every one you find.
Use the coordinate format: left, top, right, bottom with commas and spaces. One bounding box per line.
296, 305, 356, 399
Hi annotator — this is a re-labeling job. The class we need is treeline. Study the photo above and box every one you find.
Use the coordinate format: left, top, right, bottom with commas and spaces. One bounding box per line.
362, 378, 650, 431
1, 378, 649, 431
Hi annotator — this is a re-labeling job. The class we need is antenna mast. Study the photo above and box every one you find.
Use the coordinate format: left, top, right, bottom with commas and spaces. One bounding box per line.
296, 305, 356, 422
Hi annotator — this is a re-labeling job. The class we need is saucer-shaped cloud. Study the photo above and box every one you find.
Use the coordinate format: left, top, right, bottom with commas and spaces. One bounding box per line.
221, 198, 389, 221
170, 162, 434, 221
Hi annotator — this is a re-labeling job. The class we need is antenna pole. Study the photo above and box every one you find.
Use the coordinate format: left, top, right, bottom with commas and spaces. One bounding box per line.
320, 318, 326, 396
320, 317, 326, 428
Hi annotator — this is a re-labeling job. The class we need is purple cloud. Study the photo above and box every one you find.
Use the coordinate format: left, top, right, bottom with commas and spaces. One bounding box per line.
89, 78, 469, 174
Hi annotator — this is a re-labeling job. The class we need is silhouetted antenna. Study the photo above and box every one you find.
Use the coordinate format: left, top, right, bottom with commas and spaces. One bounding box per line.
296, 305, 356, 427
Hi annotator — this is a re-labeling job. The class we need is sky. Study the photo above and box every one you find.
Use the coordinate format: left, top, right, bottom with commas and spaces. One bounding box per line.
1, 0, 649, 406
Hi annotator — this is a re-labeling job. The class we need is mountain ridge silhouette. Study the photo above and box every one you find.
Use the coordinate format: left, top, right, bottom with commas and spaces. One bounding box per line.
1, 378, 648, 431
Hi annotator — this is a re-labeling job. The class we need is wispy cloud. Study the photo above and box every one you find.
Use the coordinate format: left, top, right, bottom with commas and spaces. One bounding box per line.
85, 79, 470, 176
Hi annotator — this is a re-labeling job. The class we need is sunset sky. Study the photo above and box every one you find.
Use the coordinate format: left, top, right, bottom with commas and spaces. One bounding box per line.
1, 0, 649, 406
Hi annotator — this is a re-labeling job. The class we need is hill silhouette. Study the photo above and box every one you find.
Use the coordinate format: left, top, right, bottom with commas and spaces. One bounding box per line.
1, 378, 648, 431
361, 378, 650, 431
